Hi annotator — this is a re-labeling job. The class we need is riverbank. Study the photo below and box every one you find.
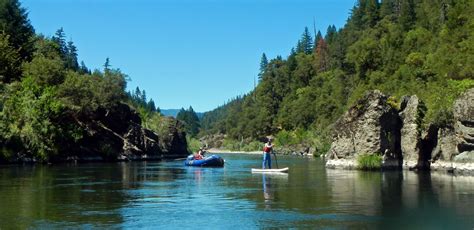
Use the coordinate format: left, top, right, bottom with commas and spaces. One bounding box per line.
326, 158, 474, 176
206, 148, 262, 154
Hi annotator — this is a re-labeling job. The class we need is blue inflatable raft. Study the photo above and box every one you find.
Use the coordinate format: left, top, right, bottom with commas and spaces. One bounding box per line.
184, 154, 225, 167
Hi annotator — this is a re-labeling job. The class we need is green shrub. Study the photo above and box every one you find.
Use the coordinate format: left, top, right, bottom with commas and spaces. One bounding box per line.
241, 141, 262, 152
387, 96, 400, 111
222, 138, 240, 151
187, 137, 201, 153
357, 154, 382, 170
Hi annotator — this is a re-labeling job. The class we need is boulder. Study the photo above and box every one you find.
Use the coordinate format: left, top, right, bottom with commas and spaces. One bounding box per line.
430, 88, 474, 174
453, 88, 474, 157
326, 90, 402, 168
431, 127, 457, 161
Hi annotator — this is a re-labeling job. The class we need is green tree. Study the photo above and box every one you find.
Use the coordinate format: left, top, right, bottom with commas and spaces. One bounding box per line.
0, 0, 35, 60
399, 0, 416, 31
66, 40, 78, 71
177, 106, 200, 137
52, 28, 67, 59
258, 53, 268, 80
0, 33, 21, 82
296, 27, 313, 54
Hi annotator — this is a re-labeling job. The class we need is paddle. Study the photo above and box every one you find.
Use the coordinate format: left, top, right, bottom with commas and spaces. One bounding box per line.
272, 150, 279, 169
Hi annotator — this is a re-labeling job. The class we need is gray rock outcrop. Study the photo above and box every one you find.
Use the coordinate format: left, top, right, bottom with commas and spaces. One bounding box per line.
399, 95, 424, 168
3, 103, 189, 163
326, 88, 474, 174
326, 90, 402, 168
430, 88, 474, 174
453, 88, 474, 156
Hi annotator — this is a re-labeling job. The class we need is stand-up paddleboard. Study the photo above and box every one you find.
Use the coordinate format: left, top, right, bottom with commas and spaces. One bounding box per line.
251, 167, 289, 173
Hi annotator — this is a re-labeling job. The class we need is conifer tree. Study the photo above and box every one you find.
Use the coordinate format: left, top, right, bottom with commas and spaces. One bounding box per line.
104, 57, 111, 73
399, 0, 416, 30
313, 30, 323, 53
296, 27, 313, 54
0, 0, 35, 60
364, 0, 380, 27
315, 38, 329, 73
66, 40, 78, 71
259, 53, 268, 80
325, 25, 337, 44
79, 61, 90, 74
52, 27, 67, 58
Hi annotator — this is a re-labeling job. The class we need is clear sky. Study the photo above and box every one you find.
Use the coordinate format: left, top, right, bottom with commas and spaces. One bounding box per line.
21, 0, 356, 112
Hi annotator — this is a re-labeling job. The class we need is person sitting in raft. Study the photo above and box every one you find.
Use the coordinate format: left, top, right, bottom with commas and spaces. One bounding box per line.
262, 139, 274, 169
194, 148, 205, 160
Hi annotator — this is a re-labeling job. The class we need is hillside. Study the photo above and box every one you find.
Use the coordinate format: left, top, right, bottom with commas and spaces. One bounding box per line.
200, 0, 474, 154
0, 0, 188, 163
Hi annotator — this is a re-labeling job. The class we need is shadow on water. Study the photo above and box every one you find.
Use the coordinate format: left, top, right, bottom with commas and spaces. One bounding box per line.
0, 161, 185, 228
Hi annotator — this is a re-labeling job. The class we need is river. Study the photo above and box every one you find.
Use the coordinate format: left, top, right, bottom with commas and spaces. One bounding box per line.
0, 153, 473, 229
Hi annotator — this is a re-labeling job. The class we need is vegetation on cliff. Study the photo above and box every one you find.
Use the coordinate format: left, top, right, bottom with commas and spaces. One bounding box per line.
199, 0, 474, 154
0, 0, 184, 162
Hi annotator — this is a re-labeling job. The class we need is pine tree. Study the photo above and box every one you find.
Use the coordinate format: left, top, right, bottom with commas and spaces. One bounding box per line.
399, 0, 416, 31
380, 0, 397, 19
259, 53, 268, 80
176, 106, 200, 137
315, 38, 330, 73
134, 87, 141, 101
364, 0, 380, 27
287, 48, 297, 71
296, 27, 313, 54
148, 99, 156, 112
104, 57, 111, 73
52, 27, 67, 58
141, 89, 146, 103
325, 25, 337, 44
313, 30, 323, 53
79, 61, 90, 74
0, 33, 21, 82
0, 0, 35, 60
66, 40, 79, 71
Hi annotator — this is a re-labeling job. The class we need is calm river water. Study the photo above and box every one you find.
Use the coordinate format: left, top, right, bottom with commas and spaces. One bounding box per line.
0, 153, 473, 229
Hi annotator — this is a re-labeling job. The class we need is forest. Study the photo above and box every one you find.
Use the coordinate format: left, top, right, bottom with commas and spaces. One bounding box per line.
199, 0, 474, 154
0, 0, 168, 161
1, 0, 474, 159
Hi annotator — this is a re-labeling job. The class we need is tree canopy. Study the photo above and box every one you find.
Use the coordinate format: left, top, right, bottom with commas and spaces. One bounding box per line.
200, 0, 474, 153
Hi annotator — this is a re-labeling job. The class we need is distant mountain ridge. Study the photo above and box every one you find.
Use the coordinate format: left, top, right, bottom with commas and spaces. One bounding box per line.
161, 109, 204, 119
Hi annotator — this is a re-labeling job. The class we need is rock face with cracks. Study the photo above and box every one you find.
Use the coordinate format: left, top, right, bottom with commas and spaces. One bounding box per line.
2, 103, 188, 163
326, 88, 474, 175
326, 90, 402, 169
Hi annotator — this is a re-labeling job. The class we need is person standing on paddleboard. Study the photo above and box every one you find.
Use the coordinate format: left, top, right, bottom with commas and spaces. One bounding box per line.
262, 139, 274, 169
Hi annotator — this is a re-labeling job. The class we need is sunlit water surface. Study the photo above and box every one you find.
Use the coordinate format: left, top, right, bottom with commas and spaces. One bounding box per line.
0, 153, 473, 229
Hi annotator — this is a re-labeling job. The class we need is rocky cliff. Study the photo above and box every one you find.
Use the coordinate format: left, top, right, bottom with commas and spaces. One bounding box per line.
3, 103, 189, 163
326, 90, 402, 169
326, 89, 474, 175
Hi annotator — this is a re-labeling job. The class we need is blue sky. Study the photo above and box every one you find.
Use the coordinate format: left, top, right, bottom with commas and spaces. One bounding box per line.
22, 0, 356, 112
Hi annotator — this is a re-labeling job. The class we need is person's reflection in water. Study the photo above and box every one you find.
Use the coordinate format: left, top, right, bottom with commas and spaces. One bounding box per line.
194, 168, 202, 185
262, 174, 274, 210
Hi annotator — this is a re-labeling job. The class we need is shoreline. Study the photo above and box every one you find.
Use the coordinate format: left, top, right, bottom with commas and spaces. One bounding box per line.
206, 148, 262, 154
